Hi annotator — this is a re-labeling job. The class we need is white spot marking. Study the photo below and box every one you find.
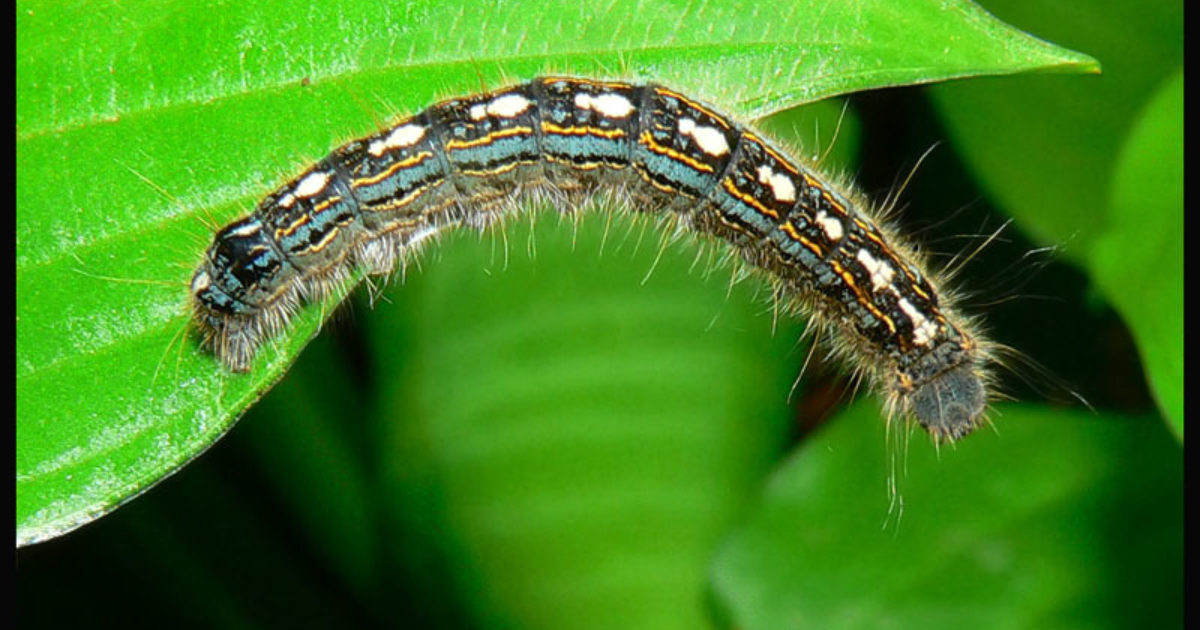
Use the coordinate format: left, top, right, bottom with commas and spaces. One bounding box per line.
816, 211, 843, 241
677, 117, 730, 157
487, 93, 534, 118
295, 171, 332, 198
278, 193, 295, 208
469, 103, 488, 121
191, 270, 211, 293
899, 298, 939, 346
369, 124, 426, 156
856, 249, 895, 292
575, 92, 636, 118
756, 165, 796, 202
228, 221, 262, 238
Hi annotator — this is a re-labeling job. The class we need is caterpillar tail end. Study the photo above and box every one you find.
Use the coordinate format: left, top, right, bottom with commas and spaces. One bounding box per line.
909, 364, 988, 442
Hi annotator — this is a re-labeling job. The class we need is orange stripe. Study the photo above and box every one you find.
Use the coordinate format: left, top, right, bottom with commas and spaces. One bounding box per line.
722, 177, 779, 219
444, 126, 533, 150
541, 122, 626, 139
352, 151, 434, 188
639, 130, 714, 174
744, 132, 800, 176
652, 86, 730, 129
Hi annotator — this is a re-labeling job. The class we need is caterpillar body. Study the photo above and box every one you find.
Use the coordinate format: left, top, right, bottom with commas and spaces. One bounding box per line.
190, 76, 992, 441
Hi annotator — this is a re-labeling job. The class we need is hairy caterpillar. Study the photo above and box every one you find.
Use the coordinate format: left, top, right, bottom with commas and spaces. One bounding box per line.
190, 77, 993, 441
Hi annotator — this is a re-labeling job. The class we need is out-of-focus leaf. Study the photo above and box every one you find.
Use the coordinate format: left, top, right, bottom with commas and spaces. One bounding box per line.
1089, 69, 1183, 437
712, 402, 1182, 630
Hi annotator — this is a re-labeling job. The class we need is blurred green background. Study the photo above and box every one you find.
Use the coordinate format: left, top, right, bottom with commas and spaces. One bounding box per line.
16, 1, 1180, 629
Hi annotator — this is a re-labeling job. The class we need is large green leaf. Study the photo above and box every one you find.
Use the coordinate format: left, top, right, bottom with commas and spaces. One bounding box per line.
16, 0, 1096, 550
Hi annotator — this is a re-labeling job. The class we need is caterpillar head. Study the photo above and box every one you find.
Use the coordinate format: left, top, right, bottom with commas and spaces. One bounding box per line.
190, 217, 288, 372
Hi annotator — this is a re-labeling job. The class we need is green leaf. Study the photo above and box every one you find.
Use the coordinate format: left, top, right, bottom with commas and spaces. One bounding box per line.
711, 402, 1183, 630
1089, 69, 1183, 437
17, 0, 1095, 545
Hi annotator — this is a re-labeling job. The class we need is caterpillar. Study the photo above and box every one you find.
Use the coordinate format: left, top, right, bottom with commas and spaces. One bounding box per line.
190, 76, 993, 442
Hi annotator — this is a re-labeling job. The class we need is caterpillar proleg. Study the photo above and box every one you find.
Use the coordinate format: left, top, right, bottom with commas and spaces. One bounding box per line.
190, 77, 993, 441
